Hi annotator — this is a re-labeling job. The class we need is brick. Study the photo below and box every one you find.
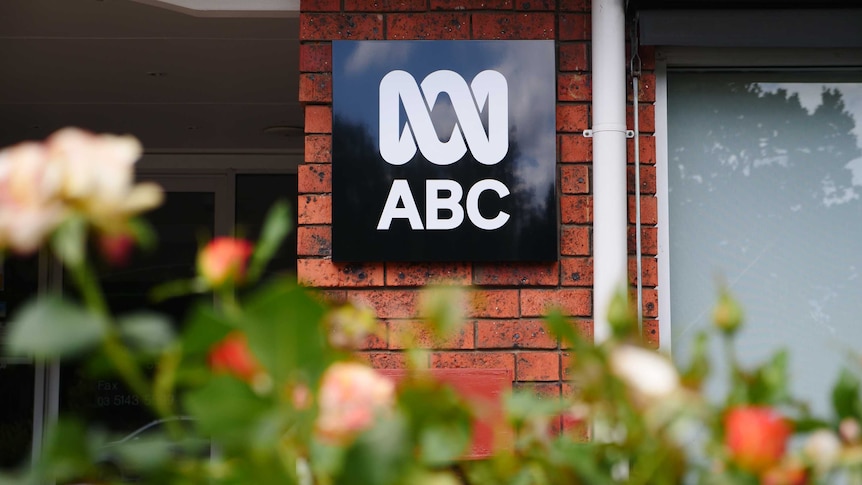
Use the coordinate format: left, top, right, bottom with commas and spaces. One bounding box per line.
387, 13, 470, 40
469, 289, 519, 318
431, 351, 515, 379
299, 43, 332, 73
521, 288, 591, 317
304, 105, 332, 134
472, 262, 559, 286
297, 194, 331, 224
642, 288, 658, 318
517, 352, 560, 381
628, 195, 657, 225
627, 136, 656, 165
642, 319, 659, 349
558, 13, 590, 41
300, 0, 340, 11
298, 164, 331, 193
349, 289, 420, 318
628, 226, 657, 256
557, 319, 594, 350
561, 225, 590, 256
560, 257, 592, 287
431, 0, 512, 10
560, 195, 592, 224
304, 135, 331, 163
359, 328, 388, 350
558, 73, 591, 102
561, 164, 589, 194
560, 134, 592, 163
345, 0, 426, 11
298, 73, 332, 103
297, 259, 384, 287
476, 319, 557, 349
472, 13, 555, 40
385, 262, 472, 286
639, 45, 656, 71
628, 73, 656, 103
626, 103, 655, 133
389, 320, 475, 350
297, 225, 332, 256
300, 13, 384, 41
556, 104, 589, 133
561, 351, 576, 380
516, 0, 554, 10
560, 0, 590, 12
361, 352, 413, 369
627, 256, 658, 287
559, 43, 588, 72
626, 164, 656, 195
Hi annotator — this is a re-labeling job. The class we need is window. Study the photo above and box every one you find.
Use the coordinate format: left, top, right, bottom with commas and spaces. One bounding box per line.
659, 57, 862, 413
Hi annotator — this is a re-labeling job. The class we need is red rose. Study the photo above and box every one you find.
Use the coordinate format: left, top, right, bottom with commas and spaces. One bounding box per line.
197, 237, 253, 288
725, 406, 792, 473
208, 332, 261, 382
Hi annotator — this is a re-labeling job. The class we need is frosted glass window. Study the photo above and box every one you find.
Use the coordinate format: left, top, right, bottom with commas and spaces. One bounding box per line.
668, 71, 862, 414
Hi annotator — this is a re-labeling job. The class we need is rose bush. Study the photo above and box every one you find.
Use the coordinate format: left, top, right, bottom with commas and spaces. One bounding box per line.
0, 128, 861, 484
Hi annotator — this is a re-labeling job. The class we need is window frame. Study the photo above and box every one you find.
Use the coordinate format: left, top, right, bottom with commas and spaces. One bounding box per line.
654, 47, 862, 355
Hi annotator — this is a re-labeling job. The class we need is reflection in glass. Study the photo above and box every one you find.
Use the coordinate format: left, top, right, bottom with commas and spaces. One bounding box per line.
0, 254, 39, 469
60, 191, 215, 433
669, 71, 862, 414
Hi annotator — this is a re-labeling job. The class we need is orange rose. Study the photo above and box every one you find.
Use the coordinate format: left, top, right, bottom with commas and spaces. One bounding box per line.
725, 406, 792, 473
197, 237, 254, 288
316, 362, 395, 444
208, 332, 262, 383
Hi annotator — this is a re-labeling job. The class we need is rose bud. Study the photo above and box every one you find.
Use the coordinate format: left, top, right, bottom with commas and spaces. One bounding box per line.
803, 428, 841, 474
713, 290, 743, 335
208, 331, 263, 383
761, 460, 807, 485
725, 406, 792, 473
97, 231, 135, 266
197, 237, 253, 288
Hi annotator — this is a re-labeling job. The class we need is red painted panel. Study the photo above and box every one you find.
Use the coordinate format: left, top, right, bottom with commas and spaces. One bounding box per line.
378, 368, 513, 459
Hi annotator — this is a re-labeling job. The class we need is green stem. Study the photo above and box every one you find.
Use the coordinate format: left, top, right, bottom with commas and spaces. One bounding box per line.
67, 259, 156, 417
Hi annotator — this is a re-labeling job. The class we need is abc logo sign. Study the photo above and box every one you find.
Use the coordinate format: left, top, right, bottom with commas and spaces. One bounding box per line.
377, 69, 511, 232
332, 40, 556, 262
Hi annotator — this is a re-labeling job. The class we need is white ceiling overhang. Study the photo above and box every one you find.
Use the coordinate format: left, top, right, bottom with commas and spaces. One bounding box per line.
132, 0, 300, 17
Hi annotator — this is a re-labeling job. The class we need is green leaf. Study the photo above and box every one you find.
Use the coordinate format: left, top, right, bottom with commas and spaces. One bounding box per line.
118, 312, 176, 354
41, 418, 106, 483
340, 414, 412, 485
183, 375, 270, 448
51, 215, 87, 266
243, 278, 330, 384
6, 296, 107, 359
247, 200, 292, 283
832, 368, 862, 421
180, 303, 234, 356
419, 422, 470, 466
750, 350, 790, 405
544, 309, 580, 349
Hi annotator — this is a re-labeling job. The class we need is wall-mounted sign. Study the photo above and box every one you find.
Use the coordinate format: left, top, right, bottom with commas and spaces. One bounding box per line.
332, 40, 556, 262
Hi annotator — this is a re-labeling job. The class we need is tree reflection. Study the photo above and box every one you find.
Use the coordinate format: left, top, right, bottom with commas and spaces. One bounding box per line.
668, 73, 862, 414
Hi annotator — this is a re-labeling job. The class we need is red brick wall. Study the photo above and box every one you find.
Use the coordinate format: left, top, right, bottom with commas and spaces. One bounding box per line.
297, 0, 657, 409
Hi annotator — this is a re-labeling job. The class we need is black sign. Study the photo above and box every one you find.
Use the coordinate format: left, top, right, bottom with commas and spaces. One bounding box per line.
332, 40, 557, 262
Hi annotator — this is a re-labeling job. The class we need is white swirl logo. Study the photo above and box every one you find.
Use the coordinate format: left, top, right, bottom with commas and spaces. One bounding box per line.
379, 70, 508, 166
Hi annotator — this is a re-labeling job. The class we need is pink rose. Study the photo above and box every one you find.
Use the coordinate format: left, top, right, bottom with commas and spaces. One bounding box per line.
197, 237, 254, 288
316, 362, 395, 444
725, 406, 792, 473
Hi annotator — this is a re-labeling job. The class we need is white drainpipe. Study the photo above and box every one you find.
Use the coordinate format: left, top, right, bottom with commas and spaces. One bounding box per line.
591, 0, 628, 343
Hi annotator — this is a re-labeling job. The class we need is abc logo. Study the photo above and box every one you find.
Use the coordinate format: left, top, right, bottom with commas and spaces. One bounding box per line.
379, 70, 508, 166
377, 70, 511, 231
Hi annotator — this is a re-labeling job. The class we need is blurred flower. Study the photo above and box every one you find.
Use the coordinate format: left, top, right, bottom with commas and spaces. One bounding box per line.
209, 331, 265, 383
803, 428, 842, 473
97, 231, 135, 266
609, 344, 680, 404
761, 459, 806, 485
0, 141, 66, 253
316, 362, 395, 444
45, 127, 162, 232
725, 406, 792, 473
840, 417, 861, 444
0, 128, 162, 254
197, 237, 254, 288
712, 289, 743, 335
326, 302, 378, 349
